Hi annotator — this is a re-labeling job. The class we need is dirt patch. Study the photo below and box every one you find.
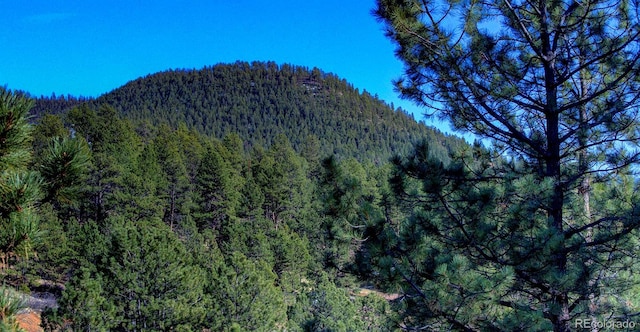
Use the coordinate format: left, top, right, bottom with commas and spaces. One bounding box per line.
16, 311, 43, 332
14, 291, 58, 332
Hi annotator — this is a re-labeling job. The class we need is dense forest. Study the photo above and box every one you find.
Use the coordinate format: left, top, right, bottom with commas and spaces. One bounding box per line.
1, 63, 466, 331
5, 0, 640, 328
29, 61, 465, 164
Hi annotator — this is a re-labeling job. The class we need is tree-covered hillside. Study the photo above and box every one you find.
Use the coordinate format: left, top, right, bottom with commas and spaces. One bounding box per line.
2, 86, 408, 331
3, 63, 472, 330
30, 61, 466, 163
7, 0, 640, 328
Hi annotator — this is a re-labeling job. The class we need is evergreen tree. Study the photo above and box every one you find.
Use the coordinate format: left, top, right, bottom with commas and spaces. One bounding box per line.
132, 143, 167, 221
254, 134, 310, 231
66, 104, 137, 221
58, 217, 208, 331
269, 227, 312, 316
302, 273, 396, 331
56, 267, 119, 330
31, 114, 68, 156
38, 137, 91, 206
193, 140, 243, 231
319, 157, 382, 274
152, 124, 192, 230
35, 61, 463, 163
305, 274, 367, 332
211, 251, 287, 331
0, 88, 42, 268
0, 286, 26, 331
374, 1, 640, 330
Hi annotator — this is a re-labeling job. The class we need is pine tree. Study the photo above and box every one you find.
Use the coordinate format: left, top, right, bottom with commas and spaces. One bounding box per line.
253, 134, 310, 231
319, 157, 382, 273
58, 217, 208, 330
152, 124, 192, 230
56, 267, 119, 330
31, 114, 68, 156
39, 137, 91, 206
374, 0, 640, 330
212, 251, 287, 331
0, 286, 26, 331
302, 273, 396, 331
66, 104, 142, 222
193, 141, 243, 231
0, 87, 43, 268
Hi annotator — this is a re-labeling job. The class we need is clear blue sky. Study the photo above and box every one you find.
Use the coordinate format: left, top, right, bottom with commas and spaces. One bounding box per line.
2, 0, 455, 133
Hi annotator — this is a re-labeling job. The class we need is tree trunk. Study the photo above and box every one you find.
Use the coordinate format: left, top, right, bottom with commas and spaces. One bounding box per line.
542, 9, 570, 328
578, 64, 598, 332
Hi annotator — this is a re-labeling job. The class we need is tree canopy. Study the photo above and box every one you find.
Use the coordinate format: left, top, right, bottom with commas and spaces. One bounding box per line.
374, 0, 640, 331
29, 61, 466, 164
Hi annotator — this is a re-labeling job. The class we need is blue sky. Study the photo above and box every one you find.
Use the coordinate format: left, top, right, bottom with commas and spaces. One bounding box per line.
2, 0, 455, 134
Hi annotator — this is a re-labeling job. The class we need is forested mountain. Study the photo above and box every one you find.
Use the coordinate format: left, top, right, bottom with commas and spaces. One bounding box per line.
30, 61, 466, 163
6, 48, 639, 329
8, 0, 640, 328
3, 84, 403, 330
0, 64, 472, 330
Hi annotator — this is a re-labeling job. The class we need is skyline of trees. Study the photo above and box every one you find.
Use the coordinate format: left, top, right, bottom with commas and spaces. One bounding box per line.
28, 61, 466, 164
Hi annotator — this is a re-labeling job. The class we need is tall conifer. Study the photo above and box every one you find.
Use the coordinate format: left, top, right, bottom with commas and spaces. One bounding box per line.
0, 88, 42, 267
374, 0, 640, 330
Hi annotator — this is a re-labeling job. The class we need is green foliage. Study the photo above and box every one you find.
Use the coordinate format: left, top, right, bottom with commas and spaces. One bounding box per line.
253, 135, 311, 231
31, 114, 68, 156
38, 137, 91, 205
193, 140, 243, 230
306, 275, 364, 331
132, 144, 167, 220
59, 217, 208, 331
270, 227, 312, 312
0, 286, 26, 332
0, 88, 43, 266
65, 103, 145, 222
369, 140, 640, 330
374, 0, 640, 330
318, 156, 384, 274
57, 267, 118, 330
151, 124, 193, 229
302, 274, 397, 332
211, 251, 287, 331
31, 61, 465, 163
14, 61, 476, 330
0, 88, 33, 171
29, 203, 75, 279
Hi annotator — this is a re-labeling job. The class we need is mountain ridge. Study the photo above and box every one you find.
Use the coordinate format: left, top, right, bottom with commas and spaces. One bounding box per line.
30, 61, 466, 162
